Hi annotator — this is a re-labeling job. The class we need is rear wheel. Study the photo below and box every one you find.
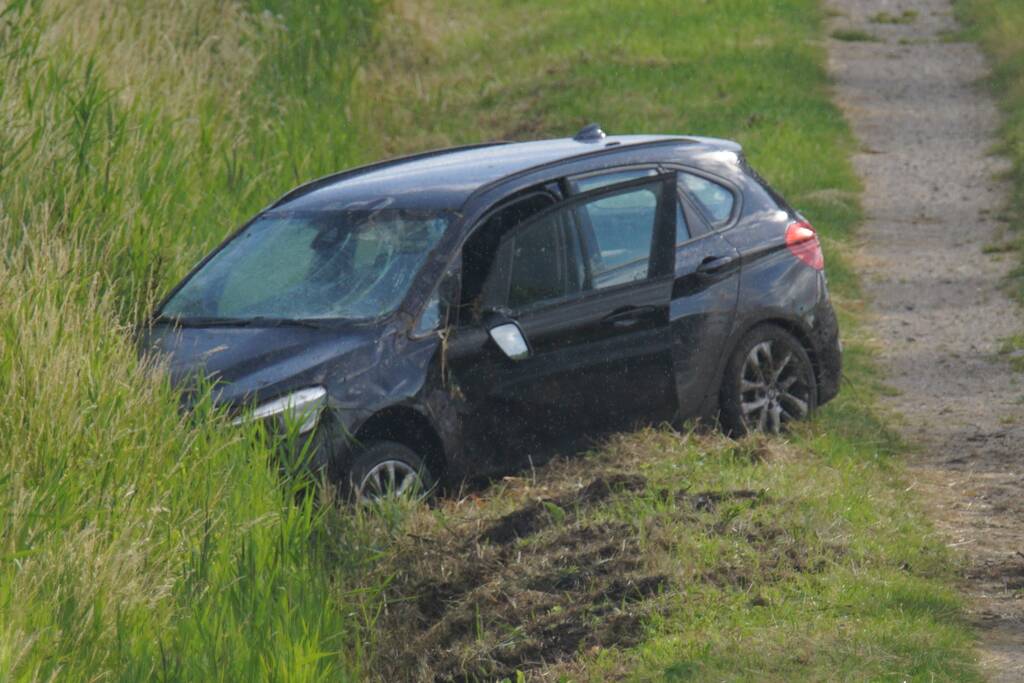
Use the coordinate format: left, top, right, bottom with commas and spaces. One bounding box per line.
720, 325, 817, 436
347, 441, 434, 504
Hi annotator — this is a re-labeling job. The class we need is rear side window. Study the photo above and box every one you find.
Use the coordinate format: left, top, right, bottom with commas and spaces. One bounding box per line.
575, 183, 660, 290
680, 172, 735, 224
675, 201, 690, 245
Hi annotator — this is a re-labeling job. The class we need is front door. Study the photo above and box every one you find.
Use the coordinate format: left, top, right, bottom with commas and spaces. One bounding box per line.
446, 174, 679, 469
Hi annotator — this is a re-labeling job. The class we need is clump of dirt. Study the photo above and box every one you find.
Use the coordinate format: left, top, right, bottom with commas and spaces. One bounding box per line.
478, 474, 648, 545
477, 503, 547, 544
679, 488, 765, 512
575, 473, 648, 504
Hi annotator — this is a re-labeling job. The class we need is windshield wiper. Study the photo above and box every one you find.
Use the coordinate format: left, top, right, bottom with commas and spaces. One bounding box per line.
154, 316, 328, 329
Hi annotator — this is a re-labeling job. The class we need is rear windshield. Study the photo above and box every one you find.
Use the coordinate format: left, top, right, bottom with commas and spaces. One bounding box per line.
741, 159, 791, 213
160, 209, 450, 322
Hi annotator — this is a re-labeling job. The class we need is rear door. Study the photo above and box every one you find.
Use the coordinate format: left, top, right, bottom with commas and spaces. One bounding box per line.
666, 169, 742, 418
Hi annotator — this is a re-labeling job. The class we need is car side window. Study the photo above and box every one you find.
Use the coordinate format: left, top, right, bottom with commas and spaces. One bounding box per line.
676, 200, 690, 245
480, 178, 667, 312
575, 182, 662, 290
499, 209, 584, 311
571, 168, 657, 193
680, 172, 735, 224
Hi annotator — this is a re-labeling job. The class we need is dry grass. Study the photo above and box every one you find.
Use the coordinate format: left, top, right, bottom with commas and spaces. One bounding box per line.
38, 0, 264, 123
0, 0, 379, 679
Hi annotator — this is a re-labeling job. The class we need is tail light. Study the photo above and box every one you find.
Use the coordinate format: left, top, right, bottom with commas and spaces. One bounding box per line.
785, 220, 824, 270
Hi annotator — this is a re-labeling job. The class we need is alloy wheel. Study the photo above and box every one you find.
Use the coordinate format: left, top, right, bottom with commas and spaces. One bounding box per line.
739, 340, 812, 434
355, 459, 426, 504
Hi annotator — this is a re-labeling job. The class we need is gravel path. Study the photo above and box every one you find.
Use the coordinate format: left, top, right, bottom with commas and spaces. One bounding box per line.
825, 0, 1024, 678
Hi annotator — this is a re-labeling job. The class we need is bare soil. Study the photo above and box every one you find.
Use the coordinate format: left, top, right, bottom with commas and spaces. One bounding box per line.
365, 438, 820, 682
826, 1, 1024, 678
373, 473, 667, 682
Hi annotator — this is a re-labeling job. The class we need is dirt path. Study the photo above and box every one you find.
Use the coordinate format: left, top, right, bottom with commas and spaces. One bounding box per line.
825, 0, 1024, 678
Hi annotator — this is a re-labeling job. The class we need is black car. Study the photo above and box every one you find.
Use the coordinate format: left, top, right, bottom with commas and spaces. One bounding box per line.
147, 125, 841, 501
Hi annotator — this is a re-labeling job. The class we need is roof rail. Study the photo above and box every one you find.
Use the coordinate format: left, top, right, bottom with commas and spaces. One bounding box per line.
267, 140, 512, 209
465, 137, 691, 206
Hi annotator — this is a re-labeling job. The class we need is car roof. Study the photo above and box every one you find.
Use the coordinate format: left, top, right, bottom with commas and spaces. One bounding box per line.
269, 134, 742, 212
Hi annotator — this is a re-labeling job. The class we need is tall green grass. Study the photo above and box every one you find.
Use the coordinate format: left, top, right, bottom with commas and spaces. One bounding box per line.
0, 0, 382, 679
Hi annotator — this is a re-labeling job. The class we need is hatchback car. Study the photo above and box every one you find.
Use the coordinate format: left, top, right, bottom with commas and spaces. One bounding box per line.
147, 125, 841, 501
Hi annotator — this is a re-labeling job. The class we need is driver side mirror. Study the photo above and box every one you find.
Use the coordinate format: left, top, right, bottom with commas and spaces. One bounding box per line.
486, 318, 530, 361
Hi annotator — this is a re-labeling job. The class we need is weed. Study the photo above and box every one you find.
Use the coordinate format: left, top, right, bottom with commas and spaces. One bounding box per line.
832, 28, 881, 42
982, 241, 1020, 254
871, 10, 920, 24
999, 334, 1024, 371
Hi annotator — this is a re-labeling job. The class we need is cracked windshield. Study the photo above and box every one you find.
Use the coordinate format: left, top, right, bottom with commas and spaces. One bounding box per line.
161, 209, 449, 320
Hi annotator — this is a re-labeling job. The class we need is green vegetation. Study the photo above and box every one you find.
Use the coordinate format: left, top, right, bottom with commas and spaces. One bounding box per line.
0, 0, 981, 680
0, 0, 382, 679
999, 334, 1024, 371
956, 0, 1024, 303
831, 28, 882, 42
363, 425, 981, 681
870, 10, 920, 24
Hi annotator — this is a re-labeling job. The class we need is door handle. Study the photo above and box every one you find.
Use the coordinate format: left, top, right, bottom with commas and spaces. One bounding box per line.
601, 305, 658, 328
695, 254, 737, 276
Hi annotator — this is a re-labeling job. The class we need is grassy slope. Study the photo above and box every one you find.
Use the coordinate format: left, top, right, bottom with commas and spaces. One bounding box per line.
0, 1, 382, 680
955, 0, 1024, 364
354, 0, 982, 680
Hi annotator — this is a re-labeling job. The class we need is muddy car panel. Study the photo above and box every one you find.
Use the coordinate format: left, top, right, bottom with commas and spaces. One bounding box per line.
145, 131, 841, 486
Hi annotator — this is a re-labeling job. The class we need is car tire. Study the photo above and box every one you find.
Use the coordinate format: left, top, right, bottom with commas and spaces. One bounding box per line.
347, 441, 434, 504
719, 324, 818, 436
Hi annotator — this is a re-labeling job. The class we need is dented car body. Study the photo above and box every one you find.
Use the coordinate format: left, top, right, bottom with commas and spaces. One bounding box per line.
146, 128, 841, 498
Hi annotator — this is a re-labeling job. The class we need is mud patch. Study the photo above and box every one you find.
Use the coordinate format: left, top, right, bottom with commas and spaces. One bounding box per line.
477, 503, 547, 544
389, 522, 664, 681
478, 474, 648, 545
367, 472, 837, 681
370, 476, 664, 681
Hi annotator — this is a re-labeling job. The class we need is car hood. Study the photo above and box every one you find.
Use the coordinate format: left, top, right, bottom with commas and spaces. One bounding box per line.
142, 322, 383, 407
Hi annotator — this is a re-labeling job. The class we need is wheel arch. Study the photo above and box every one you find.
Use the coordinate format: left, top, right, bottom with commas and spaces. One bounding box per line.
712, 314, 822, 408
353, 405, 447, 480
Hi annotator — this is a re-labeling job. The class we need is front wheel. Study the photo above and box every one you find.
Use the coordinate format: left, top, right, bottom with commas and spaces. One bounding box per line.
719, 325, 818, 436
347, 441, 434, 504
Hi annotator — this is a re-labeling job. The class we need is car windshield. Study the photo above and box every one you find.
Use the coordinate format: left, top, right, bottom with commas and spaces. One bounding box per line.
160, 208, 451, 322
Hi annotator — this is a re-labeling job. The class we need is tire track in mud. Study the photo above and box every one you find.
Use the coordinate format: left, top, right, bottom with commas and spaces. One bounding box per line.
368, 468, 822, 682
825, 1, 1024, 679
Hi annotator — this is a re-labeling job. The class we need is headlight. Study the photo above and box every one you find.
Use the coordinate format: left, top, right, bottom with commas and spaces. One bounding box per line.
231, 386, 328, 435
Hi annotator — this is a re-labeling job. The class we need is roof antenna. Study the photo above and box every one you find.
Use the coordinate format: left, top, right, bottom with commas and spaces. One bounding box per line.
574, 123, 606, 142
